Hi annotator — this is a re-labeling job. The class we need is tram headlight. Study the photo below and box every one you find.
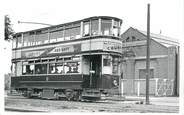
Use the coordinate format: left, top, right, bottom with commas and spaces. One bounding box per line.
113, 79, 118, 86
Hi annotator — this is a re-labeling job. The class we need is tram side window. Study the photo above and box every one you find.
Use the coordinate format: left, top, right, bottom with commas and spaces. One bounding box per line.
35, 64, 47, 74
64, 62, 80, 73
56, 63, 64, 73
35, 31, 49, 45
49, 63, 56, 74
83, 21, 90, 36
64, 28, 71, 40
17, 35, 22, 48
12, 39, 16, 48
50, 29, 64, 42
12, 63, 16, 76
101, 19, 112, 35
23, 65, 34, 75
23, 32, 35, 47
70, 27, 80, 39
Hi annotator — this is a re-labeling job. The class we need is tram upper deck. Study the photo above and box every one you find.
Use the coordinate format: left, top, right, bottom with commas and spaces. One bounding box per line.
12, 16, 122, 50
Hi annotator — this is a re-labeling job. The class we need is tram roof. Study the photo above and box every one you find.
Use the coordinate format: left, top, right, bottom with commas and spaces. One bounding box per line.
14, 16, 123, 36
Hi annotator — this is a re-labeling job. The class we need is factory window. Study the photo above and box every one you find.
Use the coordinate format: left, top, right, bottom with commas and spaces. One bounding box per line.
126, 37, 130, 42
139, 69, 154, 79
132, 36, 136, 41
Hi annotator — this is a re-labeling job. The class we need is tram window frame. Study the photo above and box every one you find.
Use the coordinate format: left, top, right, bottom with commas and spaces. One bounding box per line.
64, 28, 71, 41
64, 57, 72, 61
12, 62, 16, 76
91, 19, 99, 36
22, 64, 35, 75
35, 60, 41, 63
12, 39, 17, 48
49, 58, 56, 62
50, 30, 64, 43
112, 57, 119, 75
101, 19, 112, 36
57, 58, 63, 62
64, 62, 80, 74
83, 21, 90, 37
70, 26, 81, 40
42, 59, 48, 63
17, 34, 22, 48
35, 30, 49, 45
23, 32, 35, 47
103, 58, 111, 66
35, 64, 47, 74
56, 63, 64, 74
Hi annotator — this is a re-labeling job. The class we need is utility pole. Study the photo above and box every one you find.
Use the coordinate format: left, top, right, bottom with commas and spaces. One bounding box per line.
146, 3, 150, 105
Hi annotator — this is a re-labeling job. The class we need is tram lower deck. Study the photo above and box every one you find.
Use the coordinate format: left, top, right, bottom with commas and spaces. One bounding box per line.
11, 54, 120, 100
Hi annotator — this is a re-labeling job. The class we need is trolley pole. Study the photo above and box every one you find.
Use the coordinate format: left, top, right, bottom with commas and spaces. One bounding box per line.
146, 3, 150, 105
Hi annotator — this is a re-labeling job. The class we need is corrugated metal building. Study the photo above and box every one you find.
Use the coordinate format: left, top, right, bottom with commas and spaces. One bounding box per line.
120, 27, 179, 96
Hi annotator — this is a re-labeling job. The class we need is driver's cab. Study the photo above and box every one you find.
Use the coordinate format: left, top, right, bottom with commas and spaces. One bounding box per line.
82, 54, 120, 89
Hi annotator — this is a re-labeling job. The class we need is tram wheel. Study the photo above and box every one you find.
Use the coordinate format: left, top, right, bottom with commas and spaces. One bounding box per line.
65, 89, 74, 101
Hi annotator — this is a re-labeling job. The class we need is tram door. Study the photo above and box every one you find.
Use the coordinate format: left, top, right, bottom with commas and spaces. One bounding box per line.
83, 55, 101, 88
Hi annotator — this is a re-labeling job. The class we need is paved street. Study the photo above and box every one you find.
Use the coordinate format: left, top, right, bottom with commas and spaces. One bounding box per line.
4, 95, 179, 113
125, 96, 179, 106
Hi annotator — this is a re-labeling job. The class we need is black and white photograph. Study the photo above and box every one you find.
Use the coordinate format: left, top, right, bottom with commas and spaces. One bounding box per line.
1, 0, 183, 114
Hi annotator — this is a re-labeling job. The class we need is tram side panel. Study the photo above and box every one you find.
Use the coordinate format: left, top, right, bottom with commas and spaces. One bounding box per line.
11, 75, 83, 90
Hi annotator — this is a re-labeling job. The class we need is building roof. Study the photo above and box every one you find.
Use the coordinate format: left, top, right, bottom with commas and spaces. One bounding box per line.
138, 29, 179, 47
122, 27, 179, 47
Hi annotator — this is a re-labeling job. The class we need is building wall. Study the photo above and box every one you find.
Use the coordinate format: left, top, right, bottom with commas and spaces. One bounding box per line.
121, 28, 178, 96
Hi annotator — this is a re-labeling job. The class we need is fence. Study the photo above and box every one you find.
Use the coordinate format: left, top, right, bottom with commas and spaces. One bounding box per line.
121, 78, 174, 96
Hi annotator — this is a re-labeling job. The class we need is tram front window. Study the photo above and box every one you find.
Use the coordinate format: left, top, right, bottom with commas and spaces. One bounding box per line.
112, 57, 119, 75
91, 20, 98, 35
101, 19, 112, 35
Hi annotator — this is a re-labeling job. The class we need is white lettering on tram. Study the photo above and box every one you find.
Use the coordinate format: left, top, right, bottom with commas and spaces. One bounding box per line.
49, 45, 74, 54
25, 51, 45, 57
103, 41, 122, 53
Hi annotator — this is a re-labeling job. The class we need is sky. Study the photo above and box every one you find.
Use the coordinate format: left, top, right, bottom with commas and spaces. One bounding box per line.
0, 0, 184, 73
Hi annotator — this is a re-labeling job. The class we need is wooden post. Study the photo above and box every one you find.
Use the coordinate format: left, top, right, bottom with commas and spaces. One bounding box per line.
146, 3, 150, 105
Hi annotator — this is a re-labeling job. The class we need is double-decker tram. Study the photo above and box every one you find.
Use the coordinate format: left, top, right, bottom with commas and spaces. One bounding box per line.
11, 16, 123, 100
